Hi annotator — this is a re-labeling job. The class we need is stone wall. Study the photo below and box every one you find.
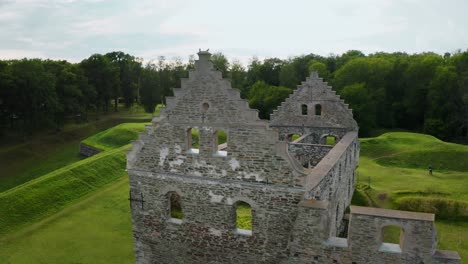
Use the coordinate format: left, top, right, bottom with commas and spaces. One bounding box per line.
288, 142, 333, 168
79, 142, 102, 157
128, 169, 305, 264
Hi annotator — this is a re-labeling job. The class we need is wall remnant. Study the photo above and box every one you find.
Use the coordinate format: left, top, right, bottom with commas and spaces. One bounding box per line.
79, 142, 102, 157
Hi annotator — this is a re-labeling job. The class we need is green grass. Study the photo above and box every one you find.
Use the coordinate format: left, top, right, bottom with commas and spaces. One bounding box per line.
81, 123, 147, 151
236, 202, 252, 230
0, 177, 135, 264
382, 225, 402, 244
0, 146, 128, 235
0, 110, 151, 193
354, 132, 468, 261
0, 143, 85, 192
361, 132, 468, 172
0, 122, 147, 235
0, 121, 147, 262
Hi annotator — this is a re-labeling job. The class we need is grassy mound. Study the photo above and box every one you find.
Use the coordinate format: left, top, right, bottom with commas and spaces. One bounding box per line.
81, 123, 147, 151
361, 132, 468, 172
0, 147, 127, 235
0, 123, 147, 235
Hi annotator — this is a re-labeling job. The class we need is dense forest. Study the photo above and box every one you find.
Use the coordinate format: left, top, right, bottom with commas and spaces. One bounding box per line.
0, 50, 467, 141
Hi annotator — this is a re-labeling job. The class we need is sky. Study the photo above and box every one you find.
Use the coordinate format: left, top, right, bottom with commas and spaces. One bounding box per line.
0, 0, 467, 64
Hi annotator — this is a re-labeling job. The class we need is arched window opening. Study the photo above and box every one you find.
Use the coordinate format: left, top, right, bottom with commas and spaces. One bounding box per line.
326, 136, 336, 145
168, 192, 183, 221
202, 102, 209, 112
315, 104, 322, 116
187, 128, 199, 153
379, 225, 404, 253
235, 201, 252, 236
213, 129, 227, 156
301, 104, 308, 115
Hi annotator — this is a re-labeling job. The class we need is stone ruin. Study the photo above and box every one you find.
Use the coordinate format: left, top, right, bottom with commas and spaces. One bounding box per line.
126, 51, 460, 264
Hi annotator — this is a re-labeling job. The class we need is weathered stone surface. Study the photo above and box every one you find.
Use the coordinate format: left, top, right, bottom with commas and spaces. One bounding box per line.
126, 51, 460, 264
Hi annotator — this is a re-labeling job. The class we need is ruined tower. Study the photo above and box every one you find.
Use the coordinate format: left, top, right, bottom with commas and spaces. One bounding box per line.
126, 51, 460, 264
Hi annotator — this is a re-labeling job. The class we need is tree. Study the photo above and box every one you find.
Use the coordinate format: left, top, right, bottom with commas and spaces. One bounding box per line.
279, 61, 300, 89
229, 59, 247, 97
140, 62, 161, 113
80, 54, 120, 113
247, 57, 283, 87
211, 52, 229, 77
340, 83, 375, 136
424, 66, 463, 139
105, 51, 142, 109
402, 53, 444, 130
248, 81, 291, 119
308, 60, 330, 81
6, 59, 59, 134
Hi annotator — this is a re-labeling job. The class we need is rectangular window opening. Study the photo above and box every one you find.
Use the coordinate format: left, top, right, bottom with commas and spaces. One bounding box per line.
214, 129, 227, 157
187, 127, 199, 154
235, 201, 252, 236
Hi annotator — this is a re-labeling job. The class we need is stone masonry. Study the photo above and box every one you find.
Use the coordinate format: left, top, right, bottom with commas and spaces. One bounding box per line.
126, 51, 460, 264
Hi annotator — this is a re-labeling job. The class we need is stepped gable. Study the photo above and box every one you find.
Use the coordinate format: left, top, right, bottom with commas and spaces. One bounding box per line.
157, 50, 262, 126
127, 50, 304, 186
270, 71, 358, 131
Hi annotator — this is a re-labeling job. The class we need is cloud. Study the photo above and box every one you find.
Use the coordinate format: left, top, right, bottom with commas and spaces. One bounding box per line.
0, 0, 467, 62
0, 49, 47, 59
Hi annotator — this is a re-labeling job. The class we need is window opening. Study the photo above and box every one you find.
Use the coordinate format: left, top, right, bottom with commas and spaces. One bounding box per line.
235, 201, 252, 235
379, 225, 404, 253
326, 135, 336, 145
289, 133, 302, 142
214, 129, 227, 156
187, 128, 199, 153
168, 192, 183, 221
315, 104, 322, 116
301, 104, 308, 115
202, 102, 209, 112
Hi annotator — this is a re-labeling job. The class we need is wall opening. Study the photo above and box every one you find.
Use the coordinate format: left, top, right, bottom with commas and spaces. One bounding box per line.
326, 136, 336, 145
320, 134, 337, 145
301, 104, 308, 115
315, 104, 322, 116
379, 225, 404, 253
288, 133, 302, 142
168, 192, 183, 222
235, 201, 252, 236
202, 102, 209, 112
187, 127, 199, 153
213, 129, 227, 156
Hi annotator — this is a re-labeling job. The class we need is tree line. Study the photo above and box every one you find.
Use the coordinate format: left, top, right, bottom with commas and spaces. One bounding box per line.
0, 50, 467, 140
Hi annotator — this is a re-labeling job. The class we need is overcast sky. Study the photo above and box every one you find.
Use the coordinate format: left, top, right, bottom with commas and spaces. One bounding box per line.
0, 0, 467, 64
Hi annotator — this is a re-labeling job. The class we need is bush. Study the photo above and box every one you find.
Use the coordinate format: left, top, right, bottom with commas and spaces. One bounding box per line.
351, 189, 369, 206
397, 197, 468, 220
